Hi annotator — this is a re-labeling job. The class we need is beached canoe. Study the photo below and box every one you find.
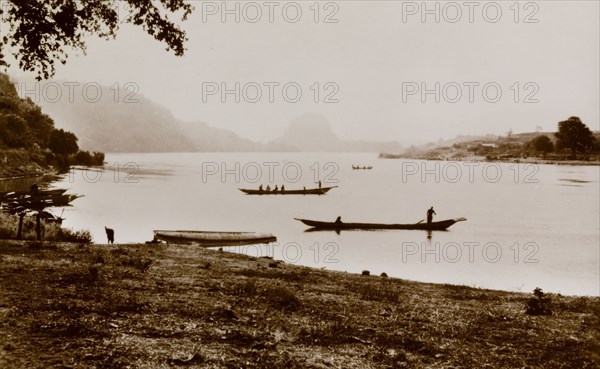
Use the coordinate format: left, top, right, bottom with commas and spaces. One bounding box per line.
239, 186, 337, 195
153, 230, 277, 246
294, 217, 467, 231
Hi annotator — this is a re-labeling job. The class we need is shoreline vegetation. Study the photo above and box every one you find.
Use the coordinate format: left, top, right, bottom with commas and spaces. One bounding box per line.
0, 213, 91, 243
0, 73, 104, 180
379, 127, 600, 166
379, 152, 600, 167
0, 240, 598, 368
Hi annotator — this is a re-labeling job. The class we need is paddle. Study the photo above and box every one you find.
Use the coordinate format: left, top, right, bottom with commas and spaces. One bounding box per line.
416, 219, 425, 224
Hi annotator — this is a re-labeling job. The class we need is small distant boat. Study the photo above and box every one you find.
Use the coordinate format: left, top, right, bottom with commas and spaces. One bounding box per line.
294, 217, 467, 231
352, 165, 373, 170
239, 186, 337, 195
153, 230, 277, 246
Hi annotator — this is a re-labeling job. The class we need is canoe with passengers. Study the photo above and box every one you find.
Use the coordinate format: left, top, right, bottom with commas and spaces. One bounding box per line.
239, 186, 337, 195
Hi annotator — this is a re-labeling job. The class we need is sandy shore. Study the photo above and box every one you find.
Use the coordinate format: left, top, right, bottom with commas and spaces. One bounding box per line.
0, 240, 598, 368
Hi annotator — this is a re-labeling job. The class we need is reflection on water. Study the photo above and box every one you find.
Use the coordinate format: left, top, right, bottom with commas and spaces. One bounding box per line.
558, 178, 593, 187
0, 174, 58, 193
559, 178, 592, 183
5, 153, 599, 296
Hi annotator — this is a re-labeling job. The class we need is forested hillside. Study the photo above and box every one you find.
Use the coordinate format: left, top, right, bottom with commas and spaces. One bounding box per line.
0, 73, 103, 178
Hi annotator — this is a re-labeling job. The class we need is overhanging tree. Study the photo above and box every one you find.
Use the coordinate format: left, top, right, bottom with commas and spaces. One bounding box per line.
0, 0, 193, 79
554, 116, 596, 159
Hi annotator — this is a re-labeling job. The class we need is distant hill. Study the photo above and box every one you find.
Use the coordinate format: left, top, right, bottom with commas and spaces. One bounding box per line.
271, 113, 403, 152
18, 79, 401, 153
177, 121, 264, 152
30, 82, 195, 153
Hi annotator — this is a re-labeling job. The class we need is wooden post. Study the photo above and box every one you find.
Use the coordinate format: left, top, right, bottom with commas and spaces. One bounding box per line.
36, 212, 41, 241
17, 213, 24, 240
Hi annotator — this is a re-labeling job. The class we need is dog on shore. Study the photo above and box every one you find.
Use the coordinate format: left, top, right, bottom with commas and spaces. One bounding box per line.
105, 227, 114, 244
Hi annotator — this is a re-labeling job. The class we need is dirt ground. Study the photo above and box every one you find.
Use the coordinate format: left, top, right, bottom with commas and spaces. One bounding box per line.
1, 240, 598, 369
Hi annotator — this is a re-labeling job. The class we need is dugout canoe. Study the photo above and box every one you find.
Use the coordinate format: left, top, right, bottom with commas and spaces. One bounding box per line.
239, 186, 337, 195
153, 230, 277, 246
294, 217, 467, 231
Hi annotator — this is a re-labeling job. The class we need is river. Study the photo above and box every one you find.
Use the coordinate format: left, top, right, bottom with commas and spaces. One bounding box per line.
3, 153, 598, 296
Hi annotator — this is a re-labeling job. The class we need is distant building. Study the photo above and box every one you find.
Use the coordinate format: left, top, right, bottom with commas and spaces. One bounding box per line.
481, 143, 497, 148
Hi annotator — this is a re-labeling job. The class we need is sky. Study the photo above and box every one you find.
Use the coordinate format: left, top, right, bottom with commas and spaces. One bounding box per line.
3, 0, 599, 145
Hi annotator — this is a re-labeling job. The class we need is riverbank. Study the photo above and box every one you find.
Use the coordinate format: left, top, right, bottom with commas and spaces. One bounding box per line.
0, 150, 52, 180
379, 153, 600, 166
379, 129, 600, 166
0, 240, 598, 368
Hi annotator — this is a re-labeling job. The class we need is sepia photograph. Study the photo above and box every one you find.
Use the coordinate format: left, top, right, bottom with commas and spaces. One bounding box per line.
0, 1, 599, 368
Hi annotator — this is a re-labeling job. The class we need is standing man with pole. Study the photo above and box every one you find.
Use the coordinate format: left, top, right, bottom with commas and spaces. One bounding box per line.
427, 206, 436, 224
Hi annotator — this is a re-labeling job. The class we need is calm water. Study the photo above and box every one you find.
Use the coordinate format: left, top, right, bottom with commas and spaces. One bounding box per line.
6, 153, 599, 296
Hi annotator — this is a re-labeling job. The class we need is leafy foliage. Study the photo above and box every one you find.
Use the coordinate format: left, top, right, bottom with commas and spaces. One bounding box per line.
49, 128, 79, 155
555, 117, 596, 158
529, 135, 554, 153
0, 213, 92, 243
526, 287, 553, 316
0, 0, 193, 79
0, 73, 104, 169
0, 113, 31, 147
73, 151, 104, 166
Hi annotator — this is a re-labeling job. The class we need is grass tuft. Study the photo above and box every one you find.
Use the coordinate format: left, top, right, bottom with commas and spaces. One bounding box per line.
262, 285, 301, 312
526, 287, 553, 316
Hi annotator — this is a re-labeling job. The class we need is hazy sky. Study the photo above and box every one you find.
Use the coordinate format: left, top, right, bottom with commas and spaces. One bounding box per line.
4, 1, 599, 144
